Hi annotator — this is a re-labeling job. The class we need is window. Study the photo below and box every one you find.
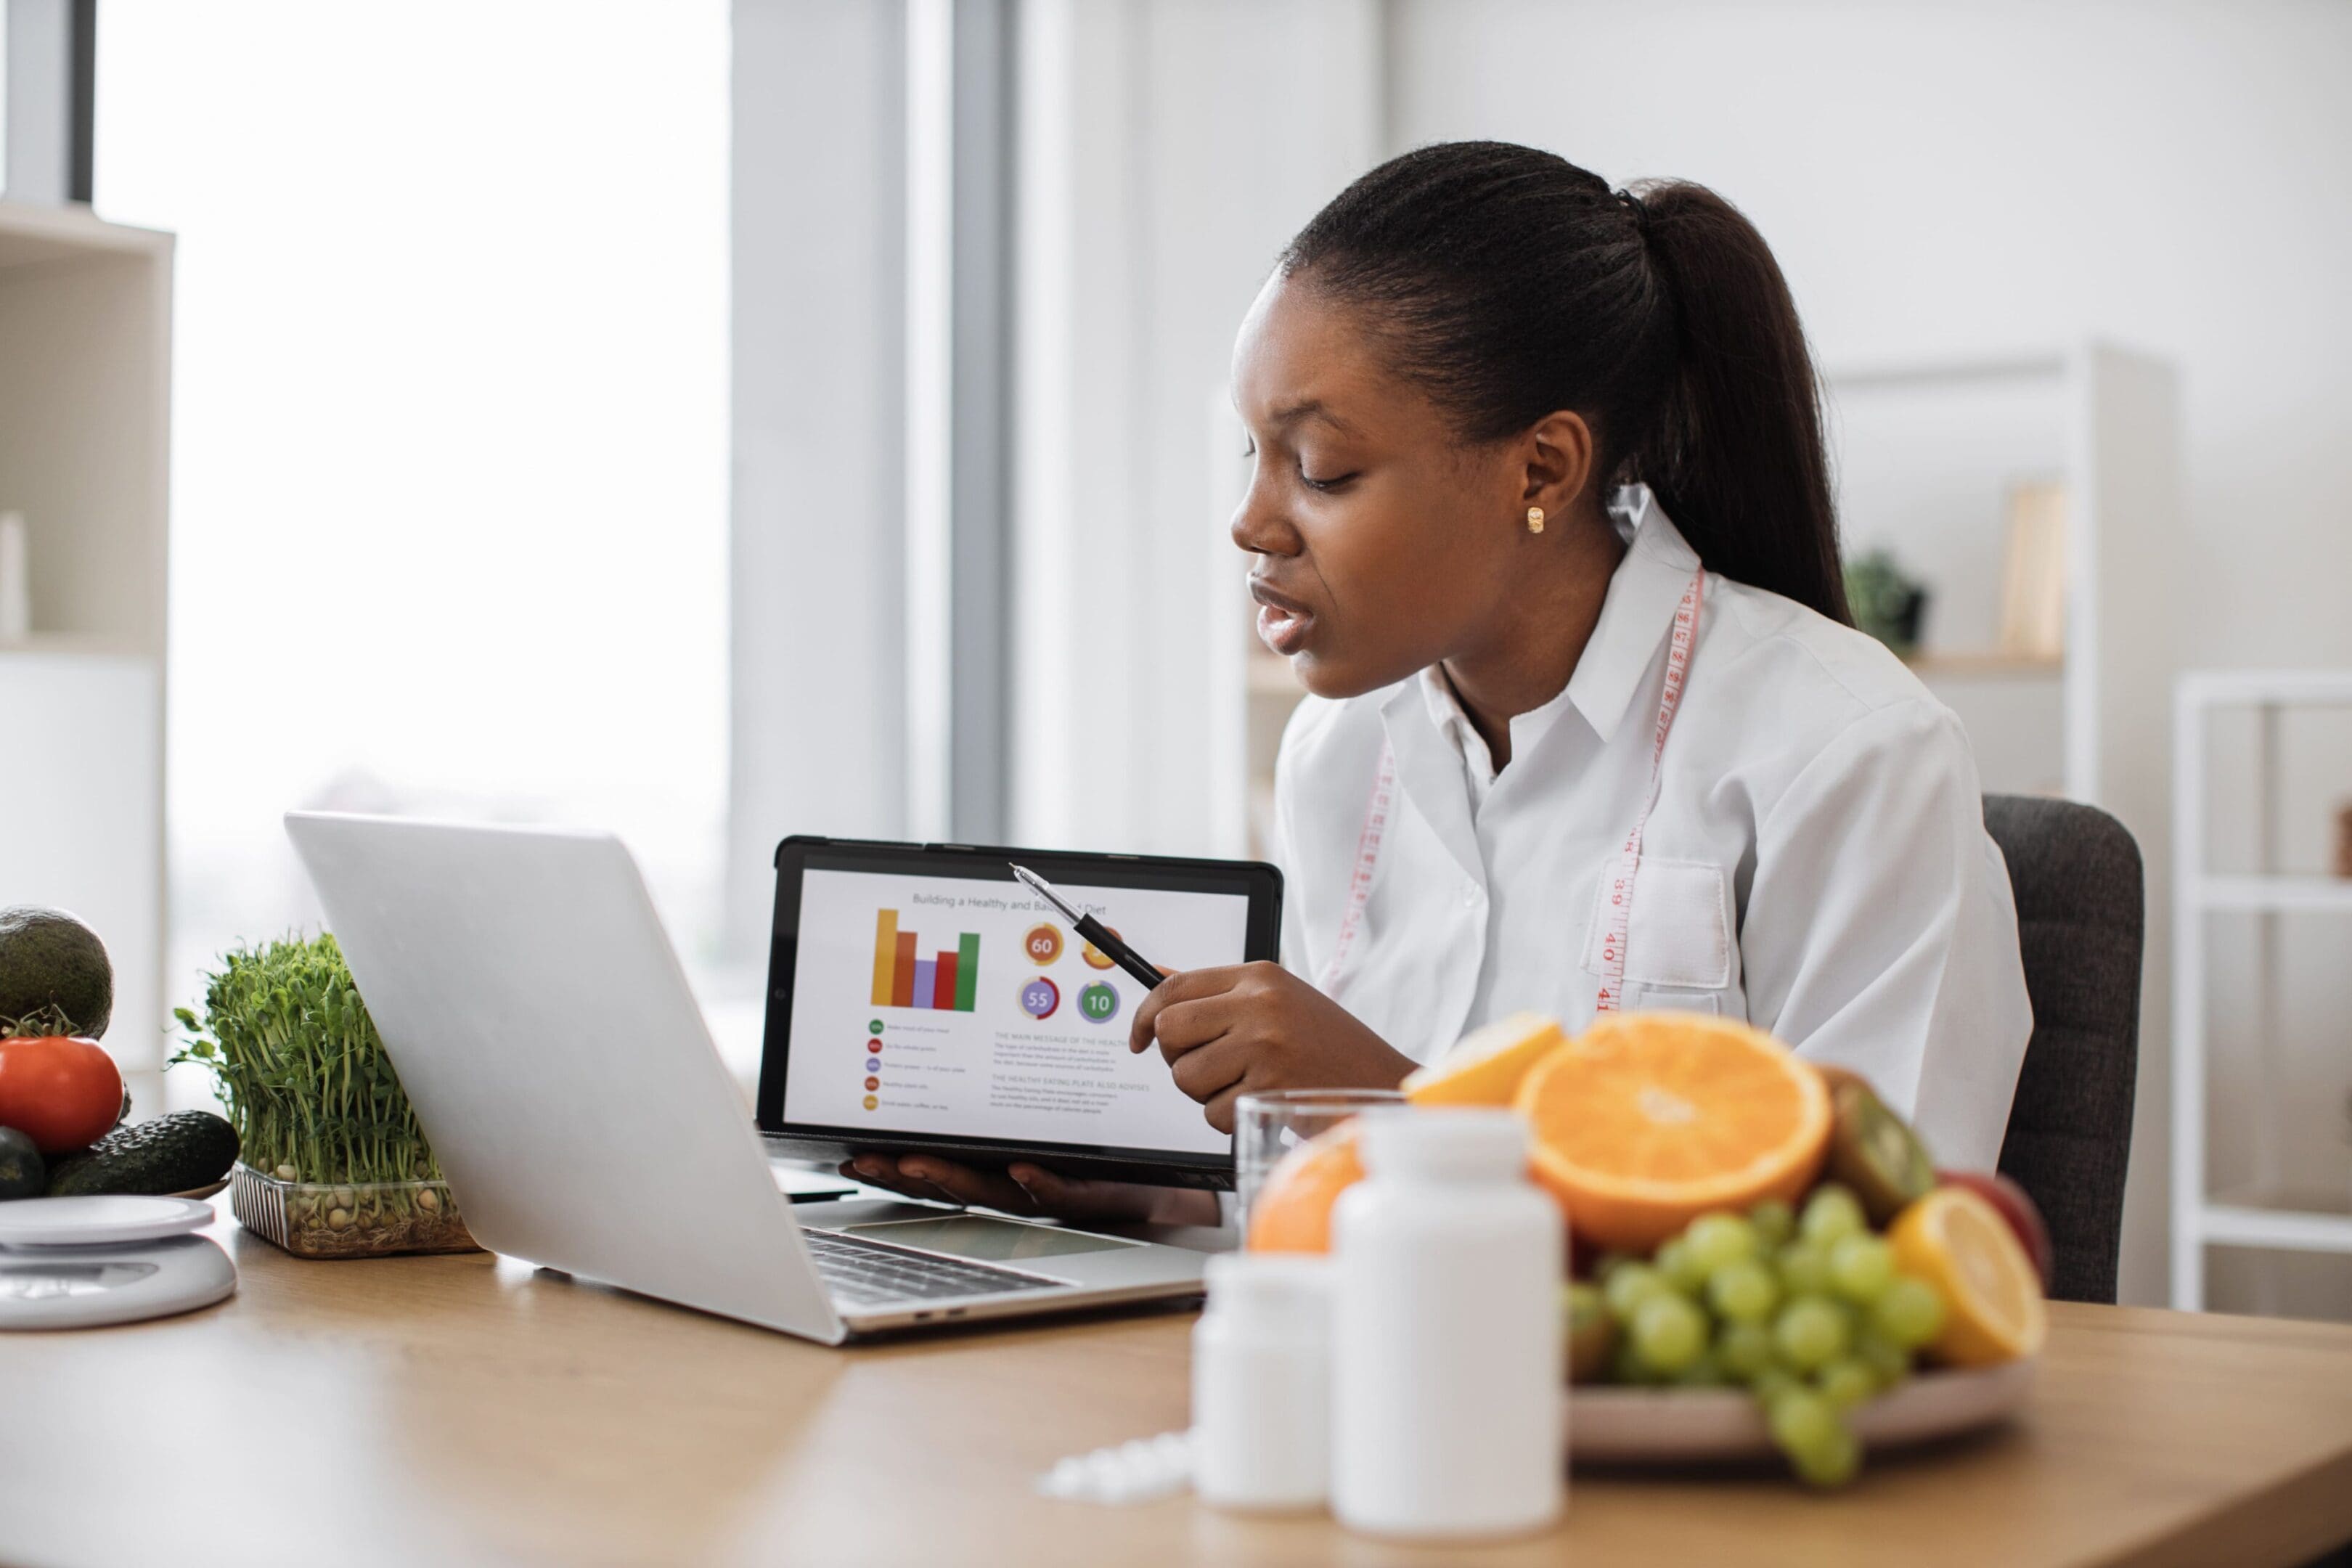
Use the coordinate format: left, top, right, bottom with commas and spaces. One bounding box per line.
95, 1, 732, 1058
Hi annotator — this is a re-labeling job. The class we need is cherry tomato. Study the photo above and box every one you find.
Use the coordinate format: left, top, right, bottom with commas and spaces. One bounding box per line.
0, 1036, 124, 1153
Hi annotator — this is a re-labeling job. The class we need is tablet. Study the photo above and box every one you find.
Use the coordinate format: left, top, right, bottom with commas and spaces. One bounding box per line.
755, 837, 1283, 1188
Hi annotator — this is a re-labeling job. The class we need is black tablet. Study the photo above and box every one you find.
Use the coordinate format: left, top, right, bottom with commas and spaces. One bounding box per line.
755, 836, 1283, 1189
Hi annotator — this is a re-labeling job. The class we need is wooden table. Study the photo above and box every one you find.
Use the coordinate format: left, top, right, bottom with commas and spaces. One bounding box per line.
3, 1202, 2351, 1568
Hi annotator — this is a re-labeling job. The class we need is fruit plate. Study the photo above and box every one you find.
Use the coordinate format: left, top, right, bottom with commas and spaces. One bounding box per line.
1567, 1357, 2035, 1463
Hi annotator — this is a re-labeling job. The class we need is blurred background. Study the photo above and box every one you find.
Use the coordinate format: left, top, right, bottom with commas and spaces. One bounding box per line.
2, 0, 2348, 1318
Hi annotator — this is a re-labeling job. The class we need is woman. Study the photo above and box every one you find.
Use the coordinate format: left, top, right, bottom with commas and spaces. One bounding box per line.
848, 141, 2031, 1223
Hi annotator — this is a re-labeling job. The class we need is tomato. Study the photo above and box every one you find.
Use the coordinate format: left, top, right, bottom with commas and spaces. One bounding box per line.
0, 1036, 124, 1153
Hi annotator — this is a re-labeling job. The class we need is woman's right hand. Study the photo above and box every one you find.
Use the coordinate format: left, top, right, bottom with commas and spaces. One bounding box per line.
839, 1153, 1218, 1226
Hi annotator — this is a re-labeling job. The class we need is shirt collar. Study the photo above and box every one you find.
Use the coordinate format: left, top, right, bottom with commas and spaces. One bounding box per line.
1565, 485, 1704, 744
1384, 484, 1704, 752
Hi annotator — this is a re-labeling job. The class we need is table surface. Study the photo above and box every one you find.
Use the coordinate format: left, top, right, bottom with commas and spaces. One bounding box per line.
3, 1201, 2351, 1568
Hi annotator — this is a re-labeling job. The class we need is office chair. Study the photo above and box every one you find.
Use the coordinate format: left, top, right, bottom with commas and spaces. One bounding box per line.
1983, 793, 2144, 1305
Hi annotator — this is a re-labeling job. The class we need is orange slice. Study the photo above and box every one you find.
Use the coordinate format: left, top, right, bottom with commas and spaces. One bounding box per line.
1514, 1011, 1830, 1251
1888, 1186, 2048, 1365
1402, 1013, 1567, 1107
1244, 1122, 1365, 1254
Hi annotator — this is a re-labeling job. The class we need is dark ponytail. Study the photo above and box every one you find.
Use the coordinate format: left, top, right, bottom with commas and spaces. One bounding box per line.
1280, 142, 1850, 624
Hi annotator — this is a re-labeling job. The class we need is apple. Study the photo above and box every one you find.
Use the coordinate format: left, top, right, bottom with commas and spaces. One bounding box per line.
1936, 1169, 2055, 1291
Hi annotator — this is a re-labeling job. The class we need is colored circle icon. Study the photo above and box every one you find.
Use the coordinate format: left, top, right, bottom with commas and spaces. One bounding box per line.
1077, 981, 1121, 1024
867, 1039, 881, 1053
865, 1076, 880, 1092
862, 1095, 878, 1111
867, 1020, 883, 1035
865, 1056, 880, 1072
1080, 927, 1122, 970
1019, 976, 1061, 1019
1023, 922, 1065, 965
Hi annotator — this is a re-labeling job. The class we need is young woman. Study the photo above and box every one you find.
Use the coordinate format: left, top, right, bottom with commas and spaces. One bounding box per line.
848, 141, 2031, 1224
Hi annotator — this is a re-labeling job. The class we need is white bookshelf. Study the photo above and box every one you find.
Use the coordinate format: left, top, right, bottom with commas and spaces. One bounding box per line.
2171, 670, 2352, 1310
0, 200, 174, 1073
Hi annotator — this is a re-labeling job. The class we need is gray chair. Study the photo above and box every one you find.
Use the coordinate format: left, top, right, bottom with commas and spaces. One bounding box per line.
1983, 794, 2144, 1305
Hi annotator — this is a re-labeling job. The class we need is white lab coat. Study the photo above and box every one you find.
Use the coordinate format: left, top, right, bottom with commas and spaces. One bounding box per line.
1270, 489, 2033, 1171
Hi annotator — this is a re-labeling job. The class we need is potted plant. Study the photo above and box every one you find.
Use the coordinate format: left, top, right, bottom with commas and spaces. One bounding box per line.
173, 933, 479, 1258
1845, 549, 1930, 658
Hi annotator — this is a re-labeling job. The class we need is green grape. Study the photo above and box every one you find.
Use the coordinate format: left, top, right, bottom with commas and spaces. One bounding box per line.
1715, 1319, 1776, 1381
1591, 1249, 1633, 1283
1707, 1258, 1781, 1323
1776, 1239, 1832, 1297
1672, 1349, 1726, 1388
1871, 1275, 1948, 1351
1749, 1365, 1801, 1407
1765, 1386, 1839, 1458
1604, 1262, 1670, 1324
1685, 1212, 1760, 1274
1656, 1237, 1708, 1295
1816, 1357, 1878, 1410
1610, 1338, 1658, 1386
1749, 1198, 1796, 1249
1854, 1330, 1911, 1387
1827, 1233, 1897, 1304
1632, 1291, 1709, 1374
1773, 1294, 1852, 1372
1800, 1183, 1867, 1247
1791, 1424, 1861, 1488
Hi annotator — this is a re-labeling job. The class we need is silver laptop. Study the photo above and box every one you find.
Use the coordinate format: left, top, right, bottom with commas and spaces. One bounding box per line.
285, 812, 1211, 1343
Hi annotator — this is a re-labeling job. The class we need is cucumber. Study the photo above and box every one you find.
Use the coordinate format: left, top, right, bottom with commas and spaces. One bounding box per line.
0, 1126, 41, 1199
45, 1111, 238, 1197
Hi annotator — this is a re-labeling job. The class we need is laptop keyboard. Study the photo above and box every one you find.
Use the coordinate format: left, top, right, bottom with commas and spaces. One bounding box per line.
801, 1228, 1070, 1308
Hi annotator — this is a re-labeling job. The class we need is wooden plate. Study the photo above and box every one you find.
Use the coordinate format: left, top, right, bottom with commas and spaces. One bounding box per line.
1567, 1357, 2035, 1463
166, 1180, 229, 1201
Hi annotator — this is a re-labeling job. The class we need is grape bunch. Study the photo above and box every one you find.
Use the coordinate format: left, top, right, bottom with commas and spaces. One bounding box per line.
1567, 1183, 1949, 1487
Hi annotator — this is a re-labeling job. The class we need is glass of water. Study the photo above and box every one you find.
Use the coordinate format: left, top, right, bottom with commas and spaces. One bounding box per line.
1233, 1087, 1406, 1244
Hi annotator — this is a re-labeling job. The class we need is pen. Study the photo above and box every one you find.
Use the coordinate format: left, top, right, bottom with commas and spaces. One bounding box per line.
1008, 864, 1169, 994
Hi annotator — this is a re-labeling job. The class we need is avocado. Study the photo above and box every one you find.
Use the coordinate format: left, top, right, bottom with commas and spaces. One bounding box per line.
0, 1126, 41, 1199
0, 907, 113, 1040
45, 1111, 237, 1197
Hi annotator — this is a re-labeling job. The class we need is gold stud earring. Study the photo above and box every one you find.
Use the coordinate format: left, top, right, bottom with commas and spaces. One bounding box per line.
1526, 506, 1545, 534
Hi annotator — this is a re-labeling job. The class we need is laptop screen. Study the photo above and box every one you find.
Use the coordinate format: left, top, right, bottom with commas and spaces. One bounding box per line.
760, 842, 1278, 1173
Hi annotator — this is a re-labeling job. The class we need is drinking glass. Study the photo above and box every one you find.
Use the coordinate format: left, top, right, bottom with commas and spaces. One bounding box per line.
1233, 1087, 1405, 1243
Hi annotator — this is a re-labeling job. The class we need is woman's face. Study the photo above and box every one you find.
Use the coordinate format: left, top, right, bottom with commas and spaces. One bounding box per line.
1229, 271, 1539, 699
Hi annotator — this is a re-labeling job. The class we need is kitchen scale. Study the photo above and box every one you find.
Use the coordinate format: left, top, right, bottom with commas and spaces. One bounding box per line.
0, 1196, 237, 1329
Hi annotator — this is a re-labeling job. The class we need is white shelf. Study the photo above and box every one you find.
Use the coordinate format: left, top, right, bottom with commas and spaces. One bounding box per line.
2179, 669, 2352, 709
2199, 1205, 2352, 1256
2173, 668, 2352, 1309
0, 200, 173, 1073
1905, 650, 2064, 680
2191, 876, 2352, 913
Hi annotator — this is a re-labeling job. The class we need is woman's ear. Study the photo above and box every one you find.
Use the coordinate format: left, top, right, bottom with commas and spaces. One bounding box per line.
1521, 410, 1596, 518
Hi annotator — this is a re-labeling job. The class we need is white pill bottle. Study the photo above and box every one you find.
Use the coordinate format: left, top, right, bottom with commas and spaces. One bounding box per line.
1190, 1251, 1331, 1511
1329, 1108, 1564, 1540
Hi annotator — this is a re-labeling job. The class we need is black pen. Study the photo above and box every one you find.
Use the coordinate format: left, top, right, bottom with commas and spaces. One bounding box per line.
1008, 864, 1168, 994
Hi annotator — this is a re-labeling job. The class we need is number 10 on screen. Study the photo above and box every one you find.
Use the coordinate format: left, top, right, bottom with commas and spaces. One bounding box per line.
871, 911, 980, 1011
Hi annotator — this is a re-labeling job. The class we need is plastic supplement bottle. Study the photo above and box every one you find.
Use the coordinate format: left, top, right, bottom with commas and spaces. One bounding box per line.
1191, 1251, 1331, 1511
1329, 1108, 1563, 1539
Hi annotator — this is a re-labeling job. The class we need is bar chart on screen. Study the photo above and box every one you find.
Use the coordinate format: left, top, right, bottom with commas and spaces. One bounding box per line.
870, 910, 980, 1011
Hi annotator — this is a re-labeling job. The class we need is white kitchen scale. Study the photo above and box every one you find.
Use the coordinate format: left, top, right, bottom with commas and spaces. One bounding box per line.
0, 1196, 237, 1329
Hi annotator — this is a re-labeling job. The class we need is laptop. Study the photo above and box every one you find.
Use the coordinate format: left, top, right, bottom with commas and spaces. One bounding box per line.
285, 812, 1241, 1343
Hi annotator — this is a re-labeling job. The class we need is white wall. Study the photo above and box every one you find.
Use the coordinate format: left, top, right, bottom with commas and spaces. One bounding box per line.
1010, 0, 1384, 855
1387, 0, 2352, 1312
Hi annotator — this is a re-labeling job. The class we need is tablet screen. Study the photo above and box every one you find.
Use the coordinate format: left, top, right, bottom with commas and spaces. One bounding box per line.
764, 846, 1272, 1167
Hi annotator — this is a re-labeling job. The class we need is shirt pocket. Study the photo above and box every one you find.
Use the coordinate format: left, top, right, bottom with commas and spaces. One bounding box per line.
1580, 857, 1734, 994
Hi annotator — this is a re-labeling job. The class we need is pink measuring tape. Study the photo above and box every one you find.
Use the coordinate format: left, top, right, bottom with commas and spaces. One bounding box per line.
1316, 568, 1707, 1009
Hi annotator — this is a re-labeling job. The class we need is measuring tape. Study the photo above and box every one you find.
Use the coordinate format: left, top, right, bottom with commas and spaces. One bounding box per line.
1316, 568, 1706, 1011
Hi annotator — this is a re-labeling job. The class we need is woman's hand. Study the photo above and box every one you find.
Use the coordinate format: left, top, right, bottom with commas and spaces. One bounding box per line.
839, 1154, 1220, 1226
1130, 960, 1417, 1133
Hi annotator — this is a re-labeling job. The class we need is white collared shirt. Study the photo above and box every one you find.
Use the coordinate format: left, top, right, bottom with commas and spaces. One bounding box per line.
1270, 489, 2033, 1169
